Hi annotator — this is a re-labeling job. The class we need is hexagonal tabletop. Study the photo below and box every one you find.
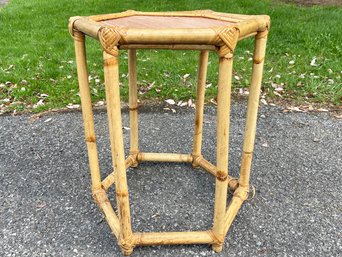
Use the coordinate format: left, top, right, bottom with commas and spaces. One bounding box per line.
70, 10, 269, 46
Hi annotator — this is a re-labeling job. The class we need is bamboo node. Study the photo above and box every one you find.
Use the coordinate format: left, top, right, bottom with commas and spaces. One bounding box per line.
129, 105, 139, 111
216, 170, 228, 181
253, 57, 264, 64
98, 26, 121, 57
85, 135, 96, 143
116, 190, 129, 197
218, 27, 239, 58
92, 189, 109, 205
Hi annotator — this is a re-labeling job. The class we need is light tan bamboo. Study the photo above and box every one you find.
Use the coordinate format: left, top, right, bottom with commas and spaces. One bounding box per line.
240, 31, 268, 188
192, 50, 209, 162
73, 32, 102, 191
193, 156, 239, 191
128, 49, 139, 161
134, 231, 214, 246
93, 190, 121, 238
212, 53, 234, 252
137, 152, 193, 163
73, 17, 102, 39
122, 28, 218, 45
101, 157, 135, 191
72, 11, 269, 43
119, 44, 217, 51
103, 51, 134, 255
223, 196, 244, 236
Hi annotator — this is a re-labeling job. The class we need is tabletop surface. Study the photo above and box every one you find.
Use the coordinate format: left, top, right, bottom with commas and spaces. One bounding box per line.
101, 15, 233, 29
70, 10, 270, 46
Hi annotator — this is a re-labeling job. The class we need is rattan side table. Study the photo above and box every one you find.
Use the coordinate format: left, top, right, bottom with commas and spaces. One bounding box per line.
69, 10, 270, 255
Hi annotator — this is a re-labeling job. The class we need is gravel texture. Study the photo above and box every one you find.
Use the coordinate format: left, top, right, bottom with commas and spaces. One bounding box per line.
0, 103, 341, 256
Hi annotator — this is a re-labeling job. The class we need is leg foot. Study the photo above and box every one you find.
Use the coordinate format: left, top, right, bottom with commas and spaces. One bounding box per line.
212, 244, 223, 253
121, 248, 134, 256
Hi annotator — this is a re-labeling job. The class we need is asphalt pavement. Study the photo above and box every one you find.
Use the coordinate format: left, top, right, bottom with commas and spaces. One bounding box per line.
0, 103, 341, 256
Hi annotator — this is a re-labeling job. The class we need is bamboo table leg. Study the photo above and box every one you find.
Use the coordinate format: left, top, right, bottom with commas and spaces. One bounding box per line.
103, 51, 134, 255
239, 30, 268, 190
192, 50, 209, 166
222, 29, 269, 238
73, 31, 102, 193
212, 51, 234, 252
128, 49, 139, 166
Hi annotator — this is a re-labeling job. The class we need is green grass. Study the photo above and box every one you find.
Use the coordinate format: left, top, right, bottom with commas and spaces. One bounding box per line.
0, 0, 341, 113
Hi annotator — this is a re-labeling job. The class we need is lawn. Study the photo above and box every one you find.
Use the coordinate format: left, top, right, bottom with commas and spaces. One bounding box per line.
0, 0, 341, 113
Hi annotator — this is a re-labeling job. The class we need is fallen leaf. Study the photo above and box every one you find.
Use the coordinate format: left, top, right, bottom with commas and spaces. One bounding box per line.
210, 98, 217, 105
94, 101, 104, 107
287, 106, 302, 112
33, 99, 44, 109
165, 99, 175, 105
332, 114, 342, 119
317, 108, 328, 112
260, 99, 268, 105
310, 57, 318, 67
187, 99, 195, 108
66, 104, 80, 109
36, 203, 46, 209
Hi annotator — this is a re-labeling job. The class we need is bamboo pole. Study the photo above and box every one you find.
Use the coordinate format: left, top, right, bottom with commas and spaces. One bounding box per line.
223, 196, 244, 236
192, 50, 209, 164
212, 53, 234, 252
137, 152, 193, 163
239, 31, 268, 188
103, 51, 134, 255
134, 231, 215, 246
128, 49, 139, 166
101, 157, 135, 191
93, 190, 121, 238
73, 32, 102, 191
193, 156, 239, 191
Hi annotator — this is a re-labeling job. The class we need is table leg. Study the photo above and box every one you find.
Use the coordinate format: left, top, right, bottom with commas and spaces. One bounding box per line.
103, 51, 134, 255
192, 50, 209, 166
240, 30, 268, 190
73, 32, 102, 192
128, 49, 139, 166
212, 53, 234, 252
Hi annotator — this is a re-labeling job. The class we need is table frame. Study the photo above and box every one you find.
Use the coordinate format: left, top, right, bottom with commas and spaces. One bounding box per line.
70, 10, 269, 255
